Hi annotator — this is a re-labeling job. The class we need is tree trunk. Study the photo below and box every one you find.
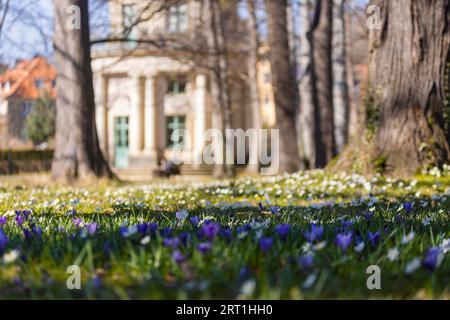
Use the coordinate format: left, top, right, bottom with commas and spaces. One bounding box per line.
208, 0, 235, 178
312, 0, 336, 167
332, 0, 350, 153
266, 0, 301, 173
370, 0, 450, 174
344, 7, 357, 139
298, 0, 318, 168
245, 0, 262, 174
52, 0, 113, 180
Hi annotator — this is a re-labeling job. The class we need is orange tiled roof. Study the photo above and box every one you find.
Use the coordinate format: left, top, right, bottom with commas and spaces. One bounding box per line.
0, 56, 56, 100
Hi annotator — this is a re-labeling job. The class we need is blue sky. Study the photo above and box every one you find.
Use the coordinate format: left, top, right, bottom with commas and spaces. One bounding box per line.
0, 0, 108, 66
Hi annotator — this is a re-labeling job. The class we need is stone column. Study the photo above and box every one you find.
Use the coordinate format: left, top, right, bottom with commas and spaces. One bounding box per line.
95, 75, 109, 160
144, 75, 157, 160
193, 74, 207, 164
129, 75, 143, 156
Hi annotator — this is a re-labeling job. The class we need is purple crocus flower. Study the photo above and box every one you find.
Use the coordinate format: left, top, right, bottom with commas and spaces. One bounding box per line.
239, 266, 251, 279
196, 242, 212, 253
22, 210, 32, 219
303, 224, 324, 243
137, 223, 148, 234
364, 212, 375, 221
403, 202, 413, 214
0, 229, 8, 253
422, 247, 441, 271
92, 275, 102, 289
335, 232, 353, 253
259, 237, 273, 253
201, 222, 220, 240
270, 206, 280, 216
15, 215, 25, 226
160, 227, 173, 238
72, 218, 83, 228
163, 237, 180, 249
23, 229, 33, 241
298, 254, 314, 270
189, 216, 200, 227
148, 222, 158, 234
220, 228, 232, 242
32, 225, 43, 238
179, 232, 191, 246
172, 250, 186, 264
119, 226, 128, 238
258, 203, 264, 212
341, 220, 354, 231
85, 223, 97, 236
176, 209, 189, 221
275, 224, 291, 240
237, 224, 251, 234
0, 216, 6, 225
367, 231, 380, 246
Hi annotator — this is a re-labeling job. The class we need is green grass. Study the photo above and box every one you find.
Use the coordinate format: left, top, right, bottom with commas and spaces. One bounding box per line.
0, 169, 449, 299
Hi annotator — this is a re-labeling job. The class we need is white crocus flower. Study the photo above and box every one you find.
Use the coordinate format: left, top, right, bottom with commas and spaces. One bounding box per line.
404, 258, 421, 275
355, 242, 365, 253
401, 231, 415, 245
140, 236, 150, 245
440, 238, 450, 254
302, 273, 318, 289
3, 249, 20, 264
387, 248, 400, 262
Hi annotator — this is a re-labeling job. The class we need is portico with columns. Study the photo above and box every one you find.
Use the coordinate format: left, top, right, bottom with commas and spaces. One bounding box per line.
93, 53, 211, 175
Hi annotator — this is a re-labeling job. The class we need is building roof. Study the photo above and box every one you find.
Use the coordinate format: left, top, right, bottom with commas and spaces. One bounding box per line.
0, 56, 56, 100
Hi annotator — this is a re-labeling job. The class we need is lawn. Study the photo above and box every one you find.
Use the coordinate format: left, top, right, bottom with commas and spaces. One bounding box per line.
0, 168, 449, 299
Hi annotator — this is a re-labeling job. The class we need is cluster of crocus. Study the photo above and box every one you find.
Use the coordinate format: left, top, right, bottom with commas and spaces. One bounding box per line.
275, 224, 291, 240
403, 202, 413, 214
0, 229, 8, 253
422, 247, 441, 271
259, 237, 273, 253
335, 232, 353, 253
367, 231, 381, 246
303, 224, 324, 243
85, 223, 98, 236
201, 221, 221, 241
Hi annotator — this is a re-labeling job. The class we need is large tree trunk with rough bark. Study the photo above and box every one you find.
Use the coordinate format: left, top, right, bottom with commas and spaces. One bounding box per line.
266, 0, 301, 173
298, 0, 318, 168
370, 0, 450, 174
312, 0, 336, 167
332, 0, 350, 153
52, 0, 112, 180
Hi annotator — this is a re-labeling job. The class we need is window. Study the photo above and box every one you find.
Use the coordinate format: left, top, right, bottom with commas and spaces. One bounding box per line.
167, 76, 187, 94
167, 3, 188, 33
21, 101, 34, 118
122, 4, 137, 35
5, 81, 11, 91
264, 72, 271, 84
166, 115, 186, 148
35, 79, 44, 89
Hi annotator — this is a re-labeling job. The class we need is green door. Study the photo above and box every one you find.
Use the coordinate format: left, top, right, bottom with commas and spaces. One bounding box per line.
114, 117, 129, 168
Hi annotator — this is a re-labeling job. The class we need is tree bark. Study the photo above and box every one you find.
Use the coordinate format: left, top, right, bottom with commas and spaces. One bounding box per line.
298, 0, 318, 168
52, 0, 113, 180
266, 0, 301, 173
332, 0, 350, 153
370, 0, 450, 174
208, 0, 235, 178
245, 0, 262, 174
312, 0, 336, 167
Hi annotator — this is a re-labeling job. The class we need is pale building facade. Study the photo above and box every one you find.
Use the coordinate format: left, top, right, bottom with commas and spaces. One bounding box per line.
92, 0, 252, 176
